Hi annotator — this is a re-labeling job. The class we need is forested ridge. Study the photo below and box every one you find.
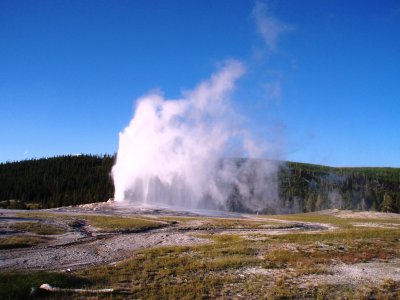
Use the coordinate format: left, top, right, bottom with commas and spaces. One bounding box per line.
0, 155, 114, 209
280, 162, 400, 213
0, 155, 399, 213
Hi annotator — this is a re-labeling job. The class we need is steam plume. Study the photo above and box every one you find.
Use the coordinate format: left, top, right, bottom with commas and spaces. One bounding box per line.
112, 60, 279, 211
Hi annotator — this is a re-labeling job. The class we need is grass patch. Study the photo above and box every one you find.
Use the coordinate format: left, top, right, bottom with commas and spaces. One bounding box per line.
5, 212, 400, 299
269, 213, 400, 229
268, 227, 400, 244
261, 227, 400, 267
75, 234, 260, 298
0, 271, 89, 300
269, 213, 354, 228
81, 215, 168, 232
158, 216, 202, 223
73, 227, 400, 298
204, 218, 281, 229
0, 236, 48, 250
16, 212, 168, 233
9, 222, 65, 235
15, 212, 64, 220
175, 217, 282, 230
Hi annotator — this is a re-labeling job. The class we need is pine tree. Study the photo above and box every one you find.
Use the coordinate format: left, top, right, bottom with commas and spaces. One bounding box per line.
381, 193, 394, 212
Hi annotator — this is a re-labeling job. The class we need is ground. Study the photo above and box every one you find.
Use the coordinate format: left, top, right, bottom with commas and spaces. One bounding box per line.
0, 201, 399, 299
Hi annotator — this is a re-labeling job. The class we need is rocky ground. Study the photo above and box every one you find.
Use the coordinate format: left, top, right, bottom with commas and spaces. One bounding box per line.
1, 202, 399, 298
0, 202, 321, 271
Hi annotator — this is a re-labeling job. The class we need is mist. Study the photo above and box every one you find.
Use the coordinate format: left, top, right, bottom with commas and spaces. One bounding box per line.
112, 60, 280, 212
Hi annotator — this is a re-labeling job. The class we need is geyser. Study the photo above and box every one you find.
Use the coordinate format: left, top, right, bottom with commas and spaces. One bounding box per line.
112, 60, 280, 212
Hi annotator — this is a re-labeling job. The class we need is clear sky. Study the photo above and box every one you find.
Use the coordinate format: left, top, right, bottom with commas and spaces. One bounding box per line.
1, 0, 399, 167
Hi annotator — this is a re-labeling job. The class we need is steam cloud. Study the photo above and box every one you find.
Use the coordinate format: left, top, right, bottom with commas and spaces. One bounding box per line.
112, 60, 280, 212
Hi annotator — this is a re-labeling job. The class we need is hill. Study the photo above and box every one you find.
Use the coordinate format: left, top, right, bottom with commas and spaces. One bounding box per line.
0, 155, 399, 213
0, 155, 114, 209
279, 161, 400, 213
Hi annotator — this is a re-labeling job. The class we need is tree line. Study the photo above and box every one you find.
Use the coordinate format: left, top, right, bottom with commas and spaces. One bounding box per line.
279, 162, 400, 213
0, 155, 114, 209
0, 155, 399, 213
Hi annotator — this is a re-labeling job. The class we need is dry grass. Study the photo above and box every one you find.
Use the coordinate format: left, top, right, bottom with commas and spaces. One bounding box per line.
8, 222, 65, 235
79, 215, 169, 232
77, 234, 260, 299
269, 213, 354, 228
74, 224, 400, 299
0, 236, 49, 250
169, 217, 282, 230
0, 271, 88, 300
2, 211, 400, 299
16, 212, 169, 233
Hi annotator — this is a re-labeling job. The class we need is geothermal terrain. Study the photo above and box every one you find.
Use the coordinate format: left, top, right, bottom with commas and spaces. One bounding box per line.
1, 201, 400, 299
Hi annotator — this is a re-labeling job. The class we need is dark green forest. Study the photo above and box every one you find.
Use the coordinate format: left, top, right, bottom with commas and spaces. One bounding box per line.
279, 162, 400, 214
0, 155, 399, 213
0, 155, 114, 209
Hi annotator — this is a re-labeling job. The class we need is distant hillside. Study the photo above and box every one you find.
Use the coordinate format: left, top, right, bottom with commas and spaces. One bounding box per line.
0, 155, 399, 213
0, 155, 114, 209
279, 162, 400, 214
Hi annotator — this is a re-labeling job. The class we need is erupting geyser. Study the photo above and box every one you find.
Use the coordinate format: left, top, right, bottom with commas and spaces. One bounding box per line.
112, 60, 280, 212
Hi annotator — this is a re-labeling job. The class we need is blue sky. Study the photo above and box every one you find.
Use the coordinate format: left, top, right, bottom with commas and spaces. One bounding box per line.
1, 0, 399, 167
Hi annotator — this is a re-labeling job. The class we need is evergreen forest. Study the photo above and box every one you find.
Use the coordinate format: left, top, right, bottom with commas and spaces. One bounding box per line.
0, 155, 114, 209
0, 155, 399, 213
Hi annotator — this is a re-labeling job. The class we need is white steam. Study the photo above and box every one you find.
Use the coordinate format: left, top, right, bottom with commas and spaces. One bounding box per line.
112, 60, 280, 211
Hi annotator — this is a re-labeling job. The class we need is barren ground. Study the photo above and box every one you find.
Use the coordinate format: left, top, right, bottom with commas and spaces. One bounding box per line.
1, 202, 399, 299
